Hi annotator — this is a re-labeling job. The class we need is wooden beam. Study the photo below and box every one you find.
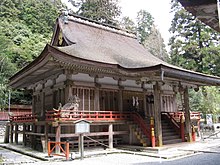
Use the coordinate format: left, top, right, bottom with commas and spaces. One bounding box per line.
60, 131, 129, 138
153, 82, 163, 147
183, 87, 192, 142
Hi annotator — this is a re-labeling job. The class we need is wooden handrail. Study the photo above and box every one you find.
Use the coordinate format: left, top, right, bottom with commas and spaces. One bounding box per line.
132, 112, 151, 139
10, 113, 37, 123
161, 112, 180, 134
45, 110, 132, 121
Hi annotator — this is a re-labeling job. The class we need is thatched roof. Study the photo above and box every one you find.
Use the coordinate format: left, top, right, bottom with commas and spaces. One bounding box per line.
9, 14, 220, 88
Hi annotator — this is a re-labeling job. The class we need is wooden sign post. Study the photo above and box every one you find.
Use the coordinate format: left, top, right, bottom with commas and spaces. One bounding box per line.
74, 119, 91, 160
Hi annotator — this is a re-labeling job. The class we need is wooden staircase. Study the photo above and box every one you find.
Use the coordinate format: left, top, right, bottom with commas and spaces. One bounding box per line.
130, 121, 149, 147
161, 115, 182, 145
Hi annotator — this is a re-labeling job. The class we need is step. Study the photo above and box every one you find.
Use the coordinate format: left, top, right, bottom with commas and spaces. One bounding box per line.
162, 131, 177, 136
163, 138, 182, 145
163, 135, 180, 141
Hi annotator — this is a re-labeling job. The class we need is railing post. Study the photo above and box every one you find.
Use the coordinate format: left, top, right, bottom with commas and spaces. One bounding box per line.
150, 117, 155, 147
48, 139, 51, 157
110, 111, 112, 120
66, 141, 69, 160
180, 115, 185, 142
192, 125, 196, 142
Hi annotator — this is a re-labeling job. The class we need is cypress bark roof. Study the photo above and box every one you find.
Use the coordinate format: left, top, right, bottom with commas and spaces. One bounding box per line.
9, 14, 220, 88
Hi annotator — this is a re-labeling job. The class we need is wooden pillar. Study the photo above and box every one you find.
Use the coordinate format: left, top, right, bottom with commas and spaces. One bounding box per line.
183, 87, 192, 142
15, 124, 18, 144
55, 124, 61, 154
64, 70, 73, 103
23, 123, 26, 146
42, 123, 49, 153
4, 122, 10, 143
10, 124, 13, 143
129, 125, 133, 145
143, 90, 147, 117
31, 124, 36, 149
94, 87, 100, 111
118, 89, 123, 112
153, 82, 163, 147
108, 123, 113, 149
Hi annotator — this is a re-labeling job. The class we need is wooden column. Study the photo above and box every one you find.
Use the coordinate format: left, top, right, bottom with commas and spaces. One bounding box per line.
153, 82, 163, 147
4, 122, 10, 143
55, 124, 61, 154
10, 124, 13, 143
64, 70, 73, 103
143, 90, 147, 117
108, 123, 113, 149
129, 125, 133, 145
183, 87, 192, 142
118, 89, 123, 112
94, 87, 100, 111
23, 123, 26, 146
15, 124, 18, 144
43, 123, 49, 153
31, 124, 36, 149
40, 89, 45, 120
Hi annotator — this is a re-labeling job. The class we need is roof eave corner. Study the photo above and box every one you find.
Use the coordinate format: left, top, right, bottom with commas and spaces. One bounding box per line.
50, 18, 61, 46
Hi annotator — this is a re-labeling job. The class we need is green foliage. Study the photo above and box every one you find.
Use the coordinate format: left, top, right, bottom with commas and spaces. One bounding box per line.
120, 16, 136, 32
169, 0, 220, 115
0, 0, 62, 107
169, 0, 220, 75
69, 0, 121, 25
136, 10, 154, 44
189, 87, 220, 116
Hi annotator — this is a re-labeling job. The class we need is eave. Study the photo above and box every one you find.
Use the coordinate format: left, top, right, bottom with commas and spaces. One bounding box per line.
9, 44, 220, 89
178, 0, 220, 32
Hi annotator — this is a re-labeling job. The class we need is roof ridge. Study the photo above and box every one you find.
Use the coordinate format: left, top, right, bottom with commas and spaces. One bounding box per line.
65, 13, 137, 39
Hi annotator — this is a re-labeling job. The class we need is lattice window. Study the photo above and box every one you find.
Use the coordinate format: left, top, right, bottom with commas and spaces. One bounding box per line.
72, 87, 95, 111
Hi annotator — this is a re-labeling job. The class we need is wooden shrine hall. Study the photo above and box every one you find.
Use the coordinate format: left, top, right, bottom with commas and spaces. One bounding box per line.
7, 13, 220, 152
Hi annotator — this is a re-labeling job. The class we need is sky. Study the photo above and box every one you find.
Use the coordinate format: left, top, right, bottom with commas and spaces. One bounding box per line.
62, 0, 174, 49
119, 0, 174, 48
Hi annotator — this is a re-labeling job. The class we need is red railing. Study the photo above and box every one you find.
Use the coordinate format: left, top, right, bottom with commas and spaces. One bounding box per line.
0, 110, 32, 121
162, 112, 180, 129
48, 141, 69, 160
10, 113, 37, 123
46, 110, 132, 121
131, 112, 151, 139
168, 112, 200, 121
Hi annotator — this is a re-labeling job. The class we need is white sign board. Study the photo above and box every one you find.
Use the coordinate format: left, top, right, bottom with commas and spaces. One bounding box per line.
75, 120, 90, 134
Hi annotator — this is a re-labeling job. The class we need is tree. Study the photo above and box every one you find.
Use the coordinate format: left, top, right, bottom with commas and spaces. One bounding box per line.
143, 25, 168, 61
0, 0, 62, 107
169, 0, 220, 75
69, 0, 121, 25
136, 10, 154, 44
120, 10, 168, 61
120, 16, 136, 32
169, 0, 220, 116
